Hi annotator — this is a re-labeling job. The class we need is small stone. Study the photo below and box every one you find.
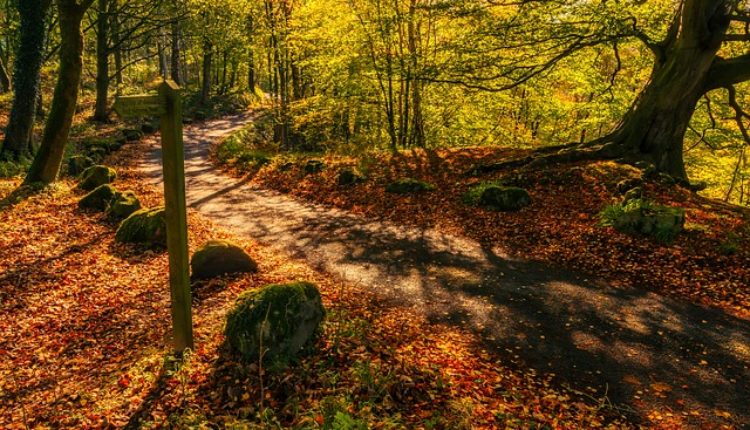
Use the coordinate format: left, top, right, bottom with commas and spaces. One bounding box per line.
386, 178, 436, 194
78, 165, 116, 191
477, 185, 531, 211
304, 159, 325, 174
79, 184, 117, 211
67, 155, 94, 176
191, 240, 258, 280
107, 191, 141, 219
121, 129, 144, 142
115, 207, 166, 247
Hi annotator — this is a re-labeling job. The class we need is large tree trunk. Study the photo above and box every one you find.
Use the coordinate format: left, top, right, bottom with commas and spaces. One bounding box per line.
606, 0, 733, 180
26, 0, 89, 184
93, 0, 110, 122
1, 0, 50, 161
170, 20, 182, 85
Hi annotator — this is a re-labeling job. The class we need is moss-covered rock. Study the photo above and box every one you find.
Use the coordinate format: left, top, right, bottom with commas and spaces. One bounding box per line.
622, 187, 643, 203
304, 159, 325, 174
464, 182, 531, 211
385, 178, 436, 194
225, 281, 325, 363
191, 240, 258, 279
79, 184, 118, 211
121, 128, 144, 142
78, 165, 117, 191
68, 155, 94, 176
115, 207, 167, 247
338, 168, 365, 186
599, 199, 685, 243
141, 121, 158, 134
107, 191, 141, 219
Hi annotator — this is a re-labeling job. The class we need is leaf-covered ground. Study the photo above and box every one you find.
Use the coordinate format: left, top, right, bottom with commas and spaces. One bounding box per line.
226, 148, 750, 321
0, 148, 646, 428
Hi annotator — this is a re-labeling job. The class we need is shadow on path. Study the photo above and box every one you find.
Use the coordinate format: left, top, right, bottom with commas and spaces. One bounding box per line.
139, 113, 750, 427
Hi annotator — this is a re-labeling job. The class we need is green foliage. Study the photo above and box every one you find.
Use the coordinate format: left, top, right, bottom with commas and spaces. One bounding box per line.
216, 126, 275, 170
599, 199, 686, 244
0, 158, 30, 178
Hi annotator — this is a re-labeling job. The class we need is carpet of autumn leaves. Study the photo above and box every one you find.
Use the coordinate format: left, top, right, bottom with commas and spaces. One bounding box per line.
1, 147, 648, 428
236, 148, 750, 321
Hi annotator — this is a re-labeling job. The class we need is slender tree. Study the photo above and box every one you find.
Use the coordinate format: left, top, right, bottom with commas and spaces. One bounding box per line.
26, 0, 95, 184
1, 0, 51, 161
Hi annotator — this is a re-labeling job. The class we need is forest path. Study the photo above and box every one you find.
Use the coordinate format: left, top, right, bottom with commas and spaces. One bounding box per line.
139, 113, 750, 427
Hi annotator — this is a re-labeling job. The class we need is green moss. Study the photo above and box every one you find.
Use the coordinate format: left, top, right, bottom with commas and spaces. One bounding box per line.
191, 240, 258, 279
225, 281, 325, 364
78, 165, 116, 191
599, 199, 685, 244
79, 184, 118, 211
463, 182, 531, 211
107, 190, 141, 219
385, 178, 436, 194
115, 207, 166, 247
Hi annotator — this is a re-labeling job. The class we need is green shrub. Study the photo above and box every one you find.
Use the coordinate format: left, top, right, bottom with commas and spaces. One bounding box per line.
599, 199, 685, 243
0, 159, 30, 178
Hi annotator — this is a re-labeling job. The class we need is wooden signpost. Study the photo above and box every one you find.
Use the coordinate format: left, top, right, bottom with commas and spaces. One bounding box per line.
113, 80, 194, 353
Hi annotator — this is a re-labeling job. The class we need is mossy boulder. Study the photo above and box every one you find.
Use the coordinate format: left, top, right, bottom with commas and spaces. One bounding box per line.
68, 155, 94, 176
191, 240, 258, 280
338, 168, 364, 186
78, 165, 117, 191
386, 178, 436, 194
121, 128, 144, 142
600, 199, 685, 243
115, 207, 167, 247
141, 121, 158, 134
225, 281, 325, 363
465, 183, 531, 211
107, 191, 141, 219
79, 184, 118, 211
304, 159, 325, 174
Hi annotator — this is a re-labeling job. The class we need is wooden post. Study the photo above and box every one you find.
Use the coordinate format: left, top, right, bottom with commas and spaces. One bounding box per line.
158, 80, 194, 352
113, 80, 194, 353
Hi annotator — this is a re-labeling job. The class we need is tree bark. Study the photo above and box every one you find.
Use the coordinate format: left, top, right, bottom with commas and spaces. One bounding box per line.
26, 0, 90, 184
606, 0, 733, 179
170, 19, 182, 85
200, 39, 212, 104
0, 54, 10, 93
93, 0, 110, 121
1, 0, 50, 161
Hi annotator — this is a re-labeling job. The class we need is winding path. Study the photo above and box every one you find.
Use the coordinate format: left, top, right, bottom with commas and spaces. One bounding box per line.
139, 113, 750, 427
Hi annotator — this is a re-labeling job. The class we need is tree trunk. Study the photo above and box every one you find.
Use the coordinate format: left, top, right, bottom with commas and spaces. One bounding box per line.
0, 54, 10, 93
200, 40, 212, 104
26, 0, 89, 184
1, 0, 50, 161
607, 0, 732, 180
93, 0, 110, 122
112, 0, 123, 87
170, 19, 182, 85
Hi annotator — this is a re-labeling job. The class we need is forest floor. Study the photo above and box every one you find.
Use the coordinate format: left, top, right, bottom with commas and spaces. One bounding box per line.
1, 118, 640, 429
134, 114, 750, 428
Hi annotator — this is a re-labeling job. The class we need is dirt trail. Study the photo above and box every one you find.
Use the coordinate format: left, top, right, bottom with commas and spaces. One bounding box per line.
139, 113, 750, 427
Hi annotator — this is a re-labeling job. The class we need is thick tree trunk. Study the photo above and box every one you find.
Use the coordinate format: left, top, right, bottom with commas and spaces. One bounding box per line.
93, 0, 110, 122
606, 0, 732, 180
26, 1, 88, 184
1, 0, 50, 161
